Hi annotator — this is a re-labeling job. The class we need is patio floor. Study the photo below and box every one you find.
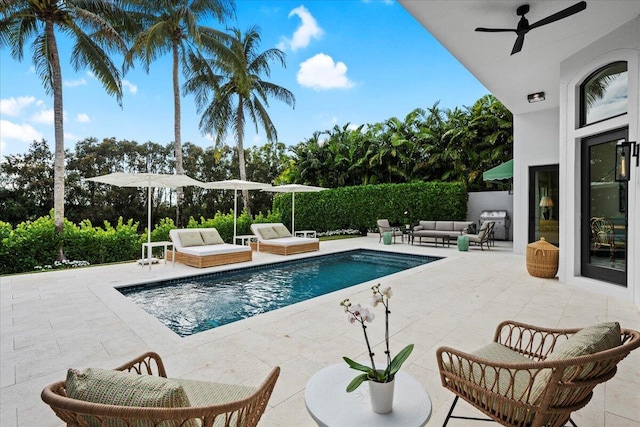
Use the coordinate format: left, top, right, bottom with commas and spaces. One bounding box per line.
1, 235, 639, 426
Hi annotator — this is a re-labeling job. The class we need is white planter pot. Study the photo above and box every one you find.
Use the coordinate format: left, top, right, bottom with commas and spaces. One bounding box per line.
368, 378, 395, 414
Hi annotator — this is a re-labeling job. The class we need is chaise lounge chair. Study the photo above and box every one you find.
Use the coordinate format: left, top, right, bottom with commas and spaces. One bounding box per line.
168, 228, 252, 268
41, 351, 279, 427
437, 320, 640, 427
250, 223, 319, 255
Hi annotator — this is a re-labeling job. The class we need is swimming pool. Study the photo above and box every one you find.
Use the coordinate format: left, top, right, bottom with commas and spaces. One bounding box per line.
120, 249, 440, 336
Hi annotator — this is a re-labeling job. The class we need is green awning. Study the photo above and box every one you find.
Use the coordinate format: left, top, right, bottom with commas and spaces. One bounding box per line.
483, 159, 513, 181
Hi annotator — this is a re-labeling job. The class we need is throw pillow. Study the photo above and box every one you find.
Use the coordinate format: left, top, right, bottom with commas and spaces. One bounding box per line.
466, 223, 477, 234
272, 224, 292, 238
259, 226, 279, 240
66, 368, 196, 427
178, 231, 205, 247
200, 229, 224, 245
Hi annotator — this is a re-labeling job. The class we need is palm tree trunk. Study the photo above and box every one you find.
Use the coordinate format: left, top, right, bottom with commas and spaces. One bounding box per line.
235, 102, 251, 216
172, 40, 184, 227
47, 21, 66, 261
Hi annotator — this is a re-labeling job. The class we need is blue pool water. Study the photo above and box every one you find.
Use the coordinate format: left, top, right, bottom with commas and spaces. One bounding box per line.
119, 249, 440, 337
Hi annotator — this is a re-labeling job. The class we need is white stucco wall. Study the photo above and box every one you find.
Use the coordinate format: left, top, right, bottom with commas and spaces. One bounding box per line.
512, 108, 560, 254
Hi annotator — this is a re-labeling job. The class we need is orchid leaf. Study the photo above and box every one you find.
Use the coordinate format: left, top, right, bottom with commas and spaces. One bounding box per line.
346, 373, 369, 392
388, 344, 414, 375
343, 357, 374, 374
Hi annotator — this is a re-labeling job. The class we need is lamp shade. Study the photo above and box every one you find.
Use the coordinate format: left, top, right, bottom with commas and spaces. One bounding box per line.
539, 196, 554, 207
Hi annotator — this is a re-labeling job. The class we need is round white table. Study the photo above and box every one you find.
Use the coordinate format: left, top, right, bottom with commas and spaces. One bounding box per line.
305, 363, 431, 427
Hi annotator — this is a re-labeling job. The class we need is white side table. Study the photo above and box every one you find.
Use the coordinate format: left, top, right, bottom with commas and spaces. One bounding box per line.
141, 241, 173, 270
235, 234, 258, 252
295, 230, 317, 238
305, 363, 431, 427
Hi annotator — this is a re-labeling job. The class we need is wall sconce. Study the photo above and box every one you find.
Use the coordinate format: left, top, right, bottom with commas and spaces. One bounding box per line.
527, 92, 545, 103
615, 140, 639, 181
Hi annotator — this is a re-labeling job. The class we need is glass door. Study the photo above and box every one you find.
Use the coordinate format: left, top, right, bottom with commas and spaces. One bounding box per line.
581, 128, 628, 286
529, 165, 559, 246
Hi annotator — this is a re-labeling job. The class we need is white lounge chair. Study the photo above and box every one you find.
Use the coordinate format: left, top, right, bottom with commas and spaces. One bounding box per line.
168, 228, 252, 268
250, 223, 319, 255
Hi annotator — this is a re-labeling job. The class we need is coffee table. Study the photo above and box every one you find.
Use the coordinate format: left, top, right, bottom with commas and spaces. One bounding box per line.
305, 363, 431, 426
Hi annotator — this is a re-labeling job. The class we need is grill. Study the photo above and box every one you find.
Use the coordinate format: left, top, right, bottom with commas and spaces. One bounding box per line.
479, 210, 510, 241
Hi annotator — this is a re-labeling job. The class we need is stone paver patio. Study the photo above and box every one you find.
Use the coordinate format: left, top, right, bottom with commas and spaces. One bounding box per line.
1, 235, 639, 426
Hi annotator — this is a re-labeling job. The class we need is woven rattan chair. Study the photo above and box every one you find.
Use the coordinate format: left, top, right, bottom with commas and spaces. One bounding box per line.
41, 352, 279, 427
437, 321, 640, 427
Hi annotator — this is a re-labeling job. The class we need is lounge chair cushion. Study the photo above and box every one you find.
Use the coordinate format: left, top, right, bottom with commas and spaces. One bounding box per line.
200, 229, 224, 245
272, 224, 292, 238
178, 231, 205, 247
66, 368, 197, 426
258, 226, 280, 240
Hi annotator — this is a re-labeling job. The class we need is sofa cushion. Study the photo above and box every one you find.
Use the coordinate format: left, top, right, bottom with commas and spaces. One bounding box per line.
178, 231, 205, 247
258, 226, 280, 240
66, 368, 197, 427
435, 221, 454, 231
453, 221, 472, 232
272, 224, 292, 238
200, 229, 224, 245
419, 221, 436, 230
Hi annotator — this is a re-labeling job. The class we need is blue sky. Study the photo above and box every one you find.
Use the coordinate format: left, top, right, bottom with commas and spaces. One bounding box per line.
0, 0, 488, 159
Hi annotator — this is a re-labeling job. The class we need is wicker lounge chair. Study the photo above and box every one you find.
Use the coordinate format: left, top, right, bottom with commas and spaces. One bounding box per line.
437, 321, 640, 427
41, 351, 279, 427
168, 228, 252, 268
250, 223, 319, 255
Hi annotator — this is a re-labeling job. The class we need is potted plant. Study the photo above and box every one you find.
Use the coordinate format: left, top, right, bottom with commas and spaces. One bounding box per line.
339, 284, 414, 413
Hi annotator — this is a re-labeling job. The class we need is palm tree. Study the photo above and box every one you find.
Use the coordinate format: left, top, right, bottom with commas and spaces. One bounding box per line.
125, 0, 234, 225
0, 0, 130, 260
184, 25, 295, 214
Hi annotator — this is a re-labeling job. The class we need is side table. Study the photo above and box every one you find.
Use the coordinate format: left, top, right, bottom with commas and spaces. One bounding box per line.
305, 363, 431, 426
141, 241, 174, 270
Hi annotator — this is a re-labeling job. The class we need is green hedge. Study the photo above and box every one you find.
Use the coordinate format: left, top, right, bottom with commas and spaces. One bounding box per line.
0, 182, 465, 275
273, 182, 467, 232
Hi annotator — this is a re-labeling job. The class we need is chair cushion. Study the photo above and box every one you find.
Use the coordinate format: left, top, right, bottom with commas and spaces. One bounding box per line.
66, 368, 197, 427
259, 226, 280, 240
200, 229, 224, 245
178, 231, 205, 247
174, 378, 256, 407
436, 221, 454, 231
272, 224, 292, 238
419, 221, 436, 230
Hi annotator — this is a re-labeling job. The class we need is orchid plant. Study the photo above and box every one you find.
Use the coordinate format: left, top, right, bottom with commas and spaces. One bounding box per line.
340, 284, 414, 392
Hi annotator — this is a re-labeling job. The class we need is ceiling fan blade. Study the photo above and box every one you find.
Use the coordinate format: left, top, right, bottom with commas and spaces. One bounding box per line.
511, 33, 525, 55
475, 27, 517, 33
528, 1, 587, 31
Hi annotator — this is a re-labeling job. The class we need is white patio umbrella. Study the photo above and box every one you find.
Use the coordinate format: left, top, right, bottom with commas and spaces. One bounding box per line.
85, 172, 205, 268
262, 184, 327, 234
201, 179, 272, 241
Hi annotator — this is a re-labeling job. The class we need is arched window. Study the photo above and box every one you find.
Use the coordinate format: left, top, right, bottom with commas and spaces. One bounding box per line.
580, 61, 627, 126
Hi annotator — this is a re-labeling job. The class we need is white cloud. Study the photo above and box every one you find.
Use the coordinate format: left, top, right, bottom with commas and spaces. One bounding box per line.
64, 78, 87, 87
278, 5, 323, 51
0, 119, 43, 142
30, 109, 55, 124
122, 79, 138, 94
0, 96, 36, 117
77, 113, 90, 123
297, 53, 354, 90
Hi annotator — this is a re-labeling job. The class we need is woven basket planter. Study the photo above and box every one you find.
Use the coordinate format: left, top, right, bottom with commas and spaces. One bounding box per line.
526, 237, 559, 278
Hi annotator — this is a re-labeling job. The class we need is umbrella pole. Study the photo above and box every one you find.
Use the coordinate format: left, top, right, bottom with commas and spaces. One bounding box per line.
292, 192, 295, 234
147, 184, 152, 270
233, 188, 238, 243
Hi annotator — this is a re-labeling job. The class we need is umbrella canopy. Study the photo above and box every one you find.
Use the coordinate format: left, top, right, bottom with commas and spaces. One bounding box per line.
85, 172, 205, 268
483, 159, 514, 181
201, 179, 272, 241
262, 184, 327, 233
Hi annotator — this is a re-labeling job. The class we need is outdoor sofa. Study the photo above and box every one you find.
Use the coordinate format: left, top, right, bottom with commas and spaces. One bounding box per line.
168, 228, 252, 268
250, 223, 320, 255
411, 220, 474, 247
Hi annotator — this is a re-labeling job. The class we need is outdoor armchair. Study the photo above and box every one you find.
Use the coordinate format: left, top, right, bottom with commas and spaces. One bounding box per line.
376, 219, 403, 243
41, 351, 280, 427
465, 221, 494, 250
437, 320, 640, 427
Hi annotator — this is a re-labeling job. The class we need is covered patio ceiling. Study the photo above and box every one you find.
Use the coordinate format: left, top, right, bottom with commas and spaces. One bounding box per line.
399, 1, 640, 115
